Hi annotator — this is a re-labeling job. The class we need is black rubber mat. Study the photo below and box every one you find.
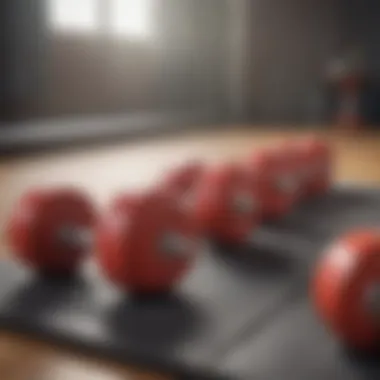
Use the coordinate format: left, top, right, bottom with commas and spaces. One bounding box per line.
221, 298, 380, 380
218, 186, 380, 380
0, 186, 379, 379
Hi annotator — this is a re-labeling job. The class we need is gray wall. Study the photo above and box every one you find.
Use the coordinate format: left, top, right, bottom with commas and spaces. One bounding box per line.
244, 0, 343, 124
5, 0, 378, 125
334, 0, 380, 123
0, 0, 47, 121
342, 0, 379, 75
1, 0, 229, 121
225, 0, 253, 120
154, 0, 228, 112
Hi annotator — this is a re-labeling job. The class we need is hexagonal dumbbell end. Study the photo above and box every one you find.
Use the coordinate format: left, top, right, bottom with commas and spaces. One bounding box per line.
6, 188, 96, 276
160, 160, 205, 198
193, 162, 260, 245
294, 135, 332, 198
312, 229, 380, 350
246, 147, 298, 221
95, 189, 199, 295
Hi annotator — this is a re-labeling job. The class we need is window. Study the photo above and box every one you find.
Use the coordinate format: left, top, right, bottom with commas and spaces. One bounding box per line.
47, 0, 153, 39
47, 0, 99, 32
110, 0, 153, 39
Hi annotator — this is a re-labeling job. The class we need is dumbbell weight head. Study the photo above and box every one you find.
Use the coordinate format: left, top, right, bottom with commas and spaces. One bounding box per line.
247, 147, 299, 221
96, 189, 198, 294
312, 230, 380, 349
159, 160, 205, 225
7, 188, 96, 275
193, 163, 260, 244
161, 160, 204, 197
294, 136, 332, 197
273, 140, 308, 201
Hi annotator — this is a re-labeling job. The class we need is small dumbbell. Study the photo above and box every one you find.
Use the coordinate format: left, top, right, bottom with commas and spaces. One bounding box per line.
291, 135, 332, 198
160, 160, 204, 198
193, 162, 261, 244
272, 140, 308, 200
161, 160, 261, 245
7, 187, 198, 294
243, 145, 301, 221
312, 229, 380, 350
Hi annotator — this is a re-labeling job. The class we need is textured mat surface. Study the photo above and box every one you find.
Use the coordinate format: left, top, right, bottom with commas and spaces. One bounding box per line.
219, 186, 380, 380
221, 298, 380, 380
0, 186, 379, 379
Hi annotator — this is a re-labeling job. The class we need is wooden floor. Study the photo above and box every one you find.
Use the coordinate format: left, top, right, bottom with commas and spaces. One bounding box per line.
0, 127, 380, 380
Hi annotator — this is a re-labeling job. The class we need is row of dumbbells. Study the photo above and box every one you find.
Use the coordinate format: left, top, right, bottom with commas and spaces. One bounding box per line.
4, 130, 380, 361
6, 134, 330, 292
6, 134, 379, 354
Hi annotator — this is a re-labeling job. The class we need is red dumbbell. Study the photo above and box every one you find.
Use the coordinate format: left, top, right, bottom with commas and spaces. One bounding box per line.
160, 160, 204, 197
7, 188, 96, 275
312, 230, 380, 349
245, 146, 300, 221
293, 136, 332, 198
161, 160, 261, 245
7, 187, 197, 294
272, 139, 311, 201
96, 188, 198, 294
192, 162, 260, 244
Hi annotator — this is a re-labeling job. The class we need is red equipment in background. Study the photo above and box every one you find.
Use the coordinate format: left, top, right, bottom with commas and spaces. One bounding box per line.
327, 50, 365, 131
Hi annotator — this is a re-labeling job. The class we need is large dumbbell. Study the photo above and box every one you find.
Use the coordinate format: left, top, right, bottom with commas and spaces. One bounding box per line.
7, 187, 198, 294
162, 143, 303, 241
312, 229, 380, 350
7, 188, 96, 276
97, 189, 198, 294
160, 136, 326, 242
161, 160, 261, 245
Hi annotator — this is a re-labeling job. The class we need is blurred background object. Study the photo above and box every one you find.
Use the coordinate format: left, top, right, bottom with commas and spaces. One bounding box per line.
0, 0, 379, 153
326, 47, 366, 132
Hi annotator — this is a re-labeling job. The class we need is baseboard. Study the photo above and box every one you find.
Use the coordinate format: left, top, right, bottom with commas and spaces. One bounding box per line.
0, 109, 230, 157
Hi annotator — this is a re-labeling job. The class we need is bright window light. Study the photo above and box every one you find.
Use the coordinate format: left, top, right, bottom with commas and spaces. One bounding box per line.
110, 0, 152, 39
47, 0, 98, 32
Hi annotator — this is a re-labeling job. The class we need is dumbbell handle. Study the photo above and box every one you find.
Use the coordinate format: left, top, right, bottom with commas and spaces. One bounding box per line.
58, 226, 93, 250
59, 225, 194, 259
248, 229, 316, 254
364, 283, 380, 318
